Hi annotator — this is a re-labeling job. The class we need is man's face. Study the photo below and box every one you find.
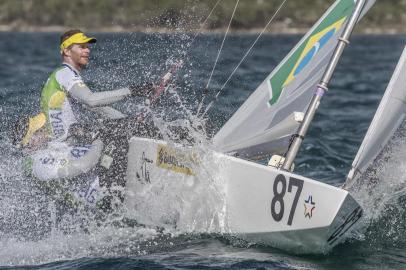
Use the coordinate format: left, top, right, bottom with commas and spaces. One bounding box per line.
66, 43, 91, 69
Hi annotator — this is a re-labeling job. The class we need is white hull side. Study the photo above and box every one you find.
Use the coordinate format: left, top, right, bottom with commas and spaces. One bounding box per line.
124, 137, 363, 254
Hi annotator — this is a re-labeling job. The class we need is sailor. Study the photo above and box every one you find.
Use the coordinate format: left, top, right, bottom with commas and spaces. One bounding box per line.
11, 29, 183, 211
42, 29, 156, 142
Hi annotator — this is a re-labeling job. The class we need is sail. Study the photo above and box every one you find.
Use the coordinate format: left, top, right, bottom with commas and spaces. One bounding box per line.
346, 46, 406, 183
212, 0, 375, 159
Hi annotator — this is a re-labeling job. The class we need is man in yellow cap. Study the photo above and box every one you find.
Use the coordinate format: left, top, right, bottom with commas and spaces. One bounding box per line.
12, 29, 182, 211
43, 29, 181, 142
10, 30, 138, 209
42, 29, 139, 142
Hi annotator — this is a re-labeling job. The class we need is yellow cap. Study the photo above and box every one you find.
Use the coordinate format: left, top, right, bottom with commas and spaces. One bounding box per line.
21, 112, 46, 147
60, 32, 97, 54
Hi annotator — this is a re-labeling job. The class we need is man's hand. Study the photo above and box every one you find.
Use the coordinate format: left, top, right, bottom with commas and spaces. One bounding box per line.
129, 82, 154, 97
150, 60, 184, 103
129, 59, 183, 103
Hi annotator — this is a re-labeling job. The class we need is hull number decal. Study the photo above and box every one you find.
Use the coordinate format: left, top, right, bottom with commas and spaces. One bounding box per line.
271, 174, 304, 226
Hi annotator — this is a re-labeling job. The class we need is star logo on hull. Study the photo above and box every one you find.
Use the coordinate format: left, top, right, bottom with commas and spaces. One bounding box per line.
304, 195, 316, 219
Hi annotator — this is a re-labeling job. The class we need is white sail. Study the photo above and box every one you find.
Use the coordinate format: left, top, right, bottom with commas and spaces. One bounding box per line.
213, 0, 375, 159
346, 46, 406, 183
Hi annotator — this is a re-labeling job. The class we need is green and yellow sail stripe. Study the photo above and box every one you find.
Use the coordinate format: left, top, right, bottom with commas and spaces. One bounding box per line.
268, 0, 356, 106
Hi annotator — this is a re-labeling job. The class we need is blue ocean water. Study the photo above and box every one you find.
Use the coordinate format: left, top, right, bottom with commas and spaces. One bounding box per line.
0, 32, 405, 269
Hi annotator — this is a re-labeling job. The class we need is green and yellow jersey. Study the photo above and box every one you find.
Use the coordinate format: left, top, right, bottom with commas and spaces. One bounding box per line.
40, 63, 83, 141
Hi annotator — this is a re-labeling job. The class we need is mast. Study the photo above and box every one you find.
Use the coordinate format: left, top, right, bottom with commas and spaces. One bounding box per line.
282, 0, 367, 171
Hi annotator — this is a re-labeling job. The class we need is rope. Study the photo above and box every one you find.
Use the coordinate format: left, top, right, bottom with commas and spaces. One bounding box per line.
220, 0, 287, 93
206, 0, 240, 90
200, 0, 288, 118
188, 0, 222, 46
178, 0, 222, 116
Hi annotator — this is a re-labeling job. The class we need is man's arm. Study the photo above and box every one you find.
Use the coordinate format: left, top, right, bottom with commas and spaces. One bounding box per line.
63, 59, 182, 108
91, 106, 127, 119
69, 83, 131, 107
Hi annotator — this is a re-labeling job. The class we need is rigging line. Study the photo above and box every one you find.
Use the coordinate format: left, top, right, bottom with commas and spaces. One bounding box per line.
174, 0, 221, 118
196, 0, 239, 116
188, 0, 222, 47
159, 0, 220, 121
167, 0, 222, 78
172, 0, 222, 60
206, 0, 240, 90
179, 0, 222, 60
219, 0, 288, 94
200, 0, 288, 118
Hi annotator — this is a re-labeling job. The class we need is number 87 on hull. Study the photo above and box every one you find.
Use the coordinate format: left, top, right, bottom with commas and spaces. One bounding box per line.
223, 154, 362, 254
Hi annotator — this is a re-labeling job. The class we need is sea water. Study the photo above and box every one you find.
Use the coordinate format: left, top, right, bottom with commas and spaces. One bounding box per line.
0, 32, 405, 269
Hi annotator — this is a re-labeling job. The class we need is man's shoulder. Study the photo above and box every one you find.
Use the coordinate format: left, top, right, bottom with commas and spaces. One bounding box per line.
54, 64, 84, 91
55, 65, 81, 79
